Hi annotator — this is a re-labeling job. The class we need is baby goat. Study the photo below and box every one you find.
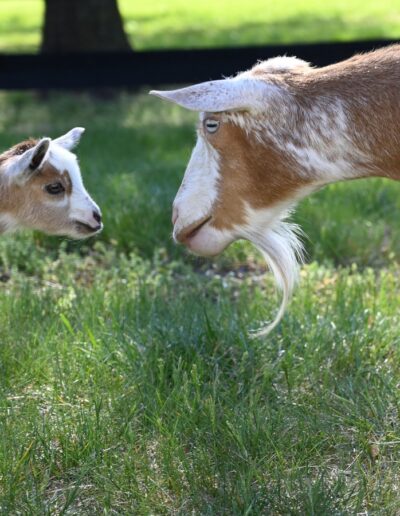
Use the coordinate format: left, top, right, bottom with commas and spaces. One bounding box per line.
0, 127, 102, 239
151, 45, 400, 334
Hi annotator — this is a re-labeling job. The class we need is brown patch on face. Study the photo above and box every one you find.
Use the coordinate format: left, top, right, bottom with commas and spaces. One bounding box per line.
61, 170, 73, 195
29, 162, 71, 196
204, 117, 309, 231
0, 161, 74, 233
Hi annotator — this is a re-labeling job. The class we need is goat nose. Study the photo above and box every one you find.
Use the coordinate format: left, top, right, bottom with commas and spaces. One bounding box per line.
93, 210, 102, 224
172, 206, 178, 226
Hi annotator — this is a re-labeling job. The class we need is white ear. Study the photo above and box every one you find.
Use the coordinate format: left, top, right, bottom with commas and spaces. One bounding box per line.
150, 78, 276, 112
53, 127, 85, 150
6, 138, 51, 182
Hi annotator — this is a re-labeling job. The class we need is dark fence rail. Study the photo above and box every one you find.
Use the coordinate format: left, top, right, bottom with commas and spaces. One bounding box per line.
0, 39, 398, 89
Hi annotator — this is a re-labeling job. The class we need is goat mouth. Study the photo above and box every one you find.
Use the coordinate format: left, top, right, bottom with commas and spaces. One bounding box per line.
175, 215, 212, 243
74, 220, 102, 235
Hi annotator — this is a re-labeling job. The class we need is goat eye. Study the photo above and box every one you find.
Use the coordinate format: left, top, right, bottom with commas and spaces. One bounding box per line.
204, 119, 220, 134
45, 182, 65, 195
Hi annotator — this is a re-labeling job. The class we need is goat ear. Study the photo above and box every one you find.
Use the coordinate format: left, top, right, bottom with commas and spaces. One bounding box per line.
53, 127, 85, 150
150, 78, 273, 112
6, 138, 51, 182
29, 138, 50, 170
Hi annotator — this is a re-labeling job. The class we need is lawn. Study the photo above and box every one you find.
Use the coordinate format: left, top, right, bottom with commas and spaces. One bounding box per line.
0, 2, 400, 514
0, 90, 400, 513
0, 0, 399, 52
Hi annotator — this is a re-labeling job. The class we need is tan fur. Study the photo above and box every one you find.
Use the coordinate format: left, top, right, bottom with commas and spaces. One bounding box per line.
0, 134, 100, 238
0, 161, 73, 234
249, 46, 400, 179
201, 45, 400, 232
203, 118, 307, 231
0, 139, 37, 165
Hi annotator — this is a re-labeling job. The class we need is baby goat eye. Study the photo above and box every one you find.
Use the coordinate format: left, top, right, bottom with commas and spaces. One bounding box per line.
45, 182, 65, 195
204, 119, 220, 134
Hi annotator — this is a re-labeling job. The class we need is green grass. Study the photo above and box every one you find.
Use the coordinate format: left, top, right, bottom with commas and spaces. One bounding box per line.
1, 252, 400, 513
0, 0, 400, 52
0, 91, 400, 512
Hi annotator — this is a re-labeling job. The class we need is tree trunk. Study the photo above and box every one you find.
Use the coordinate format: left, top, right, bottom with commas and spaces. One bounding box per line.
41, 0, 132, 53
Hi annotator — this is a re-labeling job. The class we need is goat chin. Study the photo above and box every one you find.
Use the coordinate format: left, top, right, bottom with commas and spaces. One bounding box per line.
244, 221, 305, 338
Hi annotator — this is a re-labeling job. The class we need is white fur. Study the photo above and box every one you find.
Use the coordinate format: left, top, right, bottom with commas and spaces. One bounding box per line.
226, 98, 370, 183
172, 133, 236, 257
53, 127, 84, 151
236, 202, 306, 336
184, 224, 233, 257
240, 56, 310, 75
279, 102, 369, 182
47, 142, 100, 229
150, 56, 309, 115
173, 135, 220, 239
150, 78, 280, 113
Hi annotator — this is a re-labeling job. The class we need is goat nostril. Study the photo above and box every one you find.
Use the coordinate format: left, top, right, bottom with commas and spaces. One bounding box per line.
93, 210, 102, 224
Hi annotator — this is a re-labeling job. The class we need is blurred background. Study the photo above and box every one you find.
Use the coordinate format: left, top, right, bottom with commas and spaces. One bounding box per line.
1, 0, 399, 53
0, 0, 399, 87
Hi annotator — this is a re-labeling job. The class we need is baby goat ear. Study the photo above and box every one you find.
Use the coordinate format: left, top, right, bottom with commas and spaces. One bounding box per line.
29, 138, 50, 170
150, 78, 274, 113
53, 127, 85, 150
6, 138, 51, 183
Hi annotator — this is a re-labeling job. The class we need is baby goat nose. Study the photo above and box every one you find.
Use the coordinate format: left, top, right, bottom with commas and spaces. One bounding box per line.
93, 210, 102, 224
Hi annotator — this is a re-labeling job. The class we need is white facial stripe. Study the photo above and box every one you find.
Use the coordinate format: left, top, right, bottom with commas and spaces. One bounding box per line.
48, 143, 84, 192
47, 143, 100, 225
173, 132, 220, 235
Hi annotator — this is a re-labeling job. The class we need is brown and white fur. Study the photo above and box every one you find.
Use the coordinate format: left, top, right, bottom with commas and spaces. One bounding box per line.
151, 45, 400, 335
0, 127, 102, 239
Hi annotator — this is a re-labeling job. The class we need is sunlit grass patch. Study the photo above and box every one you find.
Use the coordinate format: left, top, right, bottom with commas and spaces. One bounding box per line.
0, 0, 399, 52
